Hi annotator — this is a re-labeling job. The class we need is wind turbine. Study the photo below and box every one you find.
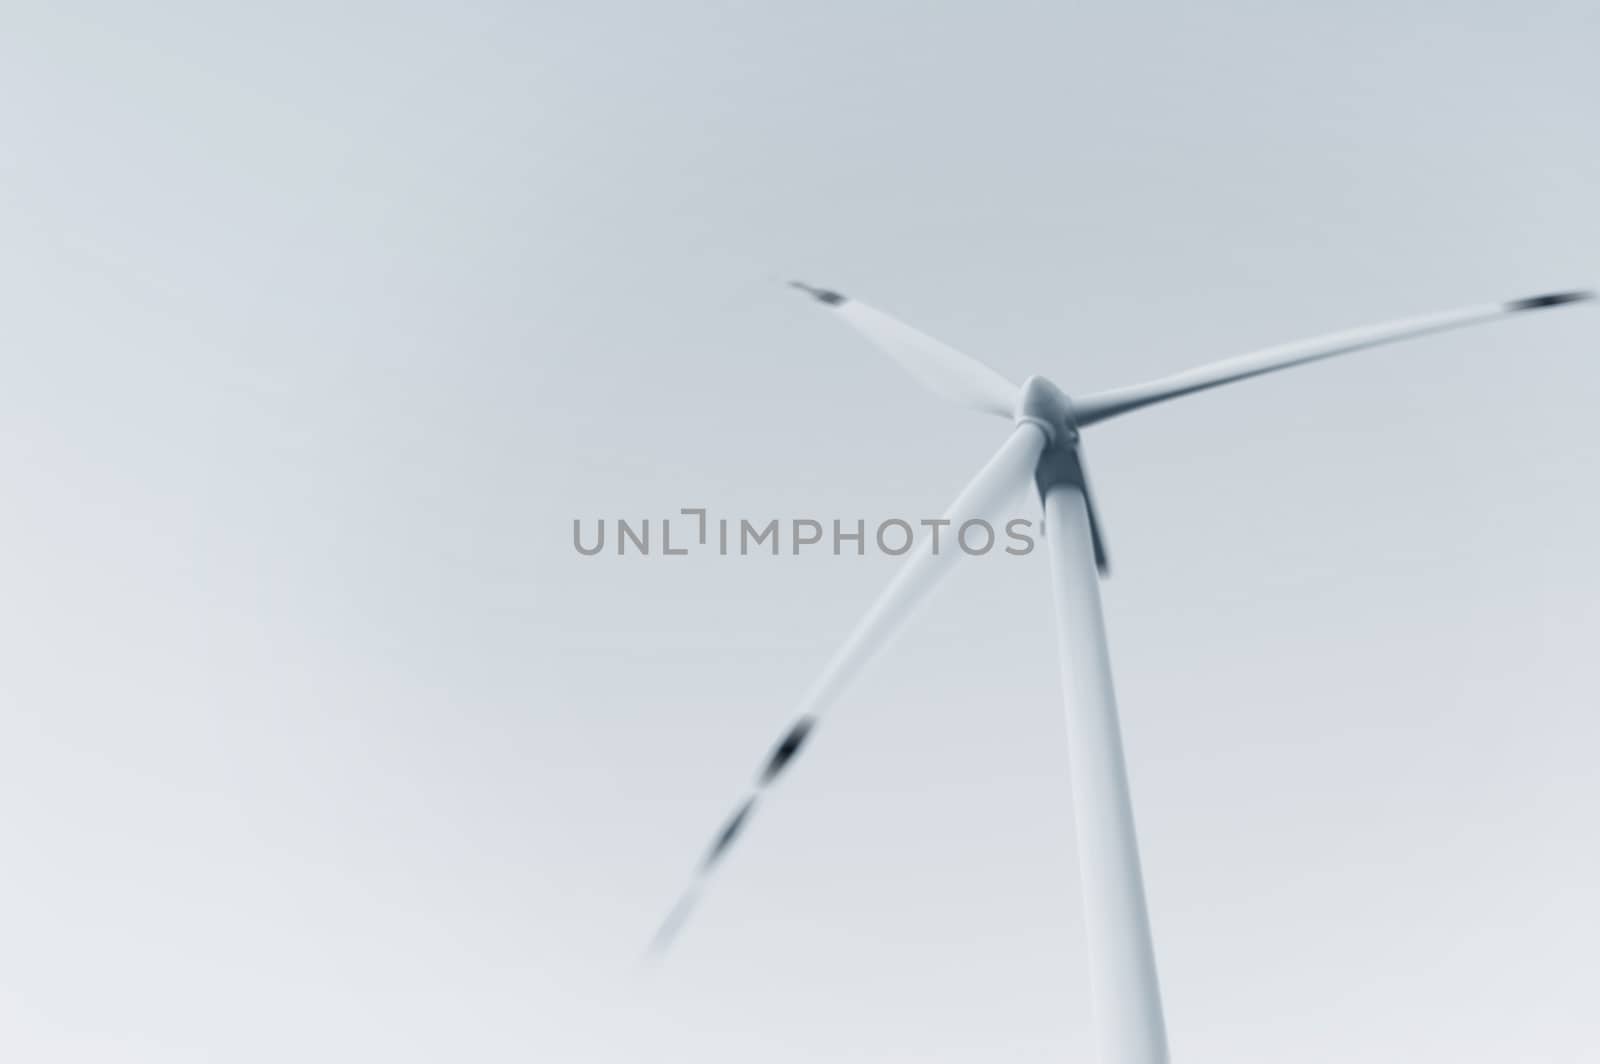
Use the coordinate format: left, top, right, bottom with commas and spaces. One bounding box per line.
650, 282, 1593, 1063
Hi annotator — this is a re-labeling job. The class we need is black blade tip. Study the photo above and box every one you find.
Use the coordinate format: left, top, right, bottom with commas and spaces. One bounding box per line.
1507, 290, 1595, 311
760, 716, 816, 785
789, 280, 847, 306
703, 798, 756, 868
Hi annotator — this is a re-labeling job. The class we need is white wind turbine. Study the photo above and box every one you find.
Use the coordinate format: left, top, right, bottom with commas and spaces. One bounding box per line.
650, 282, 1593, 1063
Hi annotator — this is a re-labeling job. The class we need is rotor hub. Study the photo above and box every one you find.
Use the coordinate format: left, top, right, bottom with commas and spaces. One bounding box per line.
1013, 375, 1078, 444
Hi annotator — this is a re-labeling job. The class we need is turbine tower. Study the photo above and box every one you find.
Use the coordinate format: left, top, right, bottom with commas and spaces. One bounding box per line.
651, 282, 1593, 1063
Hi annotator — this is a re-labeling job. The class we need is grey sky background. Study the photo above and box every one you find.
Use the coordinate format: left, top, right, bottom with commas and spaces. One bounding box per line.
3, 2, 1598, 1061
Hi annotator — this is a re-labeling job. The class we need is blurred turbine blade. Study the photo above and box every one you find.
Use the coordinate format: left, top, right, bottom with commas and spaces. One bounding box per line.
792, 281, 1020, 417
1073, 289, 1595, 425
647, 423, 1049, 958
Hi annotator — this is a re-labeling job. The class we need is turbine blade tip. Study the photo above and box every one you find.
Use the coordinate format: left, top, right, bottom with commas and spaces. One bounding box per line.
789, 280, 847, 306
1507, 290, 1595, 311
760, 716, 816, 785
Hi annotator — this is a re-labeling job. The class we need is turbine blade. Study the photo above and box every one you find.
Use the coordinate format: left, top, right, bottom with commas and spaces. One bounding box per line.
791, 281, 1020, 417
1073, 289, 1594, 425
647, 423, 1049, 959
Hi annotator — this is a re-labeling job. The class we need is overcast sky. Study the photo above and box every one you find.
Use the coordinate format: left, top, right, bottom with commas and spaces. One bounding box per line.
3, 2, 1598, 1061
